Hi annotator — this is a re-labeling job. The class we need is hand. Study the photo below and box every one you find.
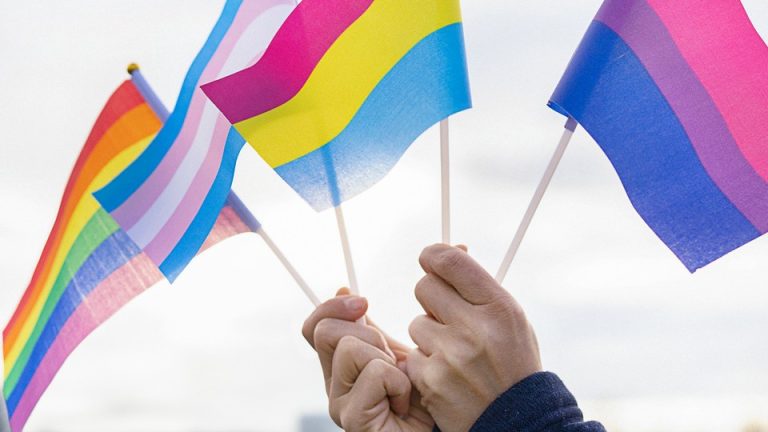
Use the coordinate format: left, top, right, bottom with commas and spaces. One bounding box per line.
302, 289, 433, 430
406, 244, 542, 432
328, 335, 433, 431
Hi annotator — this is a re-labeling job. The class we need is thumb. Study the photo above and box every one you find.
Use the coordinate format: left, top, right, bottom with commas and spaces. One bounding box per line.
419, 244, 502, 305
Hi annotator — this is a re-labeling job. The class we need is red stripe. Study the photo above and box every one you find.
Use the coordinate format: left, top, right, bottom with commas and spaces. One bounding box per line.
3, 81, 150, 351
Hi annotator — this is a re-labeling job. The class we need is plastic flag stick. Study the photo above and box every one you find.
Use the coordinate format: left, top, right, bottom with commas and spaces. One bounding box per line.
334, 205, 359, 295
441, 119, 451, 244
496, 118, 578, 283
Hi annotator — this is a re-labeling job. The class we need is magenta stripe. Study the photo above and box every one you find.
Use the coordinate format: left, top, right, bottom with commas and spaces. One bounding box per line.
596, 0, 768, 233
9, 254, 161, 431
109, 2, 274, 229
202, 0, 374, 124
646, 0, 768, 182
142, 115, 231, 263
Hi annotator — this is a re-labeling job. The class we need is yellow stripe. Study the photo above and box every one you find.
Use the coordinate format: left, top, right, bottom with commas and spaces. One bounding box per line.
235, 0, 462, 168
3, 136, 153, 374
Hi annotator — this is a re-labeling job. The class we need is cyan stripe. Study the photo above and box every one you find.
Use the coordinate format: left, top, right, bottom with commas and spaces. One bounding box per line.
548, 22, 760, 271
6, 230, 141, 416
275, 23, 472, 211
94, 0, 243, 211
159, 128, 246, 281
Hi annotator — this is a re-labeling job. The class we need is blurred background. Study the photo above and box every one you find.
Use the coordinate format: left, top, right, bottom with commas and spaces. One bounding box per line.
1, 1, 767, 431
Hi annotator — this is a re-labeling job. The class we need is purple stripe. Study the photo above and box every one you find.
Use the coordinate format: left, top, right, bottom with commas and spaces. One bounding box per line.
202, 0, 374, 124
596, 0, 768, 233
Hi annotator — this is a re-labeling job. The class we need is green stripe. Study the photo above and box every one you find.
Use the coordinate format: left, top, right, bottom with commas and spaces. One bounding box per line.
4, 210, 118, 396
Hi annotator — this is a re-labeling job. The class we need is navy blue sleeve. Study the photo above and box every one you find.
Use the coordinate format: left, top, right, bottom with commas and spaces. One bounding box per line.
434, 372, 605, 432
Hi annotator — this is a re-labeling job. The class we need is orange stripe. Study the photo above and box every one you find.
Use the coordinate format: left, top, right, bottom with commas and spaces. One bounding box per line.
2, 81, 144, 346
3, 101, 160, 354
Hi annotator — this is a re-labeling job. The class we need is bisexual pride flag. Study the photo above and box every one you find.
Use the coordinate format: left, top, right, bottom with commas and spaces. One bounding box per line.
94, 0, 294, 281
549, 0, 768, 271
202, 0, 472, 211
2, 79, 260, 431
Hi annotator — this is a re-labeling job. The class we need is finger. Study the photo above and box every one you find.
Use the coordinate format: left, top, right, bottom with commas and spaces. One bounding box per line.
346, 359, 412, 421
404, 348, 431, 395
336, 287, 351, 296
408, 315, 444, 356
314, 318, 394, 393
302, 295, 367, 348
414, 274, 468, 324
330, 336, 395, 401
419, 244, 501, 305
365, 316, 411, 361
455, 244, 468, 252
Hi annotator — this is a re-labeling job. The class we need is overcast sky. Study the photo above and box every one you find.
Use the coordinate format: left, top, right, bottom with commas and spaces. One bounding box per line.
1, 1, 768, 431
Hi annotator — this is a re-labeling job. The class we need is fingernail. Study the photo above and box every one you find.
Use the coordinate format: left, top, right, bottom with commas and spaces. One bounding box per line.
344, 297, 366, 312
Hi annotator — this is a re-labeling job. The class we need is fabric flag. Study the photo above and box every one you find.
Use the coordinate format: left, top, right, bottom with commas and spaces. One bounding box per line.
93, 0, 294, 281
548, 0, 768, 271
2, 80, 261, 432
202, 0, 472, 211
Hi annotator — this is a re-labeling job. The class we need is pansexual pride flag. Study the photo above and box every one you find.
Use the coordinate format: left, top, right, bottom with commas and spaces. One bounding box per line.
549, 0, 768, 271
2, 79, 261, 431
203, 0, 472, 211
94, 0, 294, 281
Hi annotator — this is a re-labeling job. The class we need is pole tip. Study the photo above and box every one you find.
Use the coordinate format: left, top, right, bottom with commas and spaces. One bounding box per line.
127, 63, 140, 75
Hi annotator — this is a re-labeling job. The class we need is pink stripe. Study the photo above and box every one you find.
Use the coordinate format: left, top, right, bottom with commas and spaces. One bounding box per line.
142, 115, 231, 263
110, 2, 276, 228
9, 254, 161, 431
9, 208, 255, 430
202, 0, 374, 124
646, 0, 768, 181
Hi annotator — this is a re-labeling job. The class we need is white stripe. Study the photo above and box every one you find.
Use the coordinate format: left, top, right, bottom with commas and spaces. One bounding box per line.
126, 5, 293, 249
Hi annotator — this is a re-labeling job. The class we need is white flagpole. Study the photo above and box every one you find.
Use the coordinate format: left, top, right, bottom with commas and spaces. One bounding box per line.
334, 205, 360, 295
440, 119, 451, 244
257, 228, 320, 306
495, 117, 578, 283
127, 63, 321, 307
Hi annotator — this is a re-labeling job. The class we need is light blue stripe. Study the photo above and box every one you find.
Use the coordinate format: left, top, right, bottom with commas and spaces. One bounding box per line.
159, 128, 246, 281
275, 23, 472, 211
94, 0, 243, 211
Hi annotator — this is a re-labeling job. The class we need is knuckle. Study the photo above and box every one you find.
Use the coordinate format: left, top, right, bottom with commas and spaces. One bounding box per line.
366, 358, 392, 376
407, 316, 423, 340
434, 248, 465, 273
335, 335, 359, 358
312, 319, 333, 344
414, 275, 432, 301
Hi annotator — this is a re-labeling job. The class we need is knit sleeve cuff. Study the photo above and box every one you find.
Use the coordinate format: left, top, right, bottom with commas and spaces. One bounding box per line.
469, 372, 586, 432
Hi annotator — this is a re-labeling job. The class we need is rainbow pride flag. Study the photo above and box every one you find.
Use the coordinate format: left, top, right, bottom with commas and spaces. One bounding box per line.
1, 80, 261, 431
94, 0, 294, 281
549, 0, 768, 271
202, 0, 472, 211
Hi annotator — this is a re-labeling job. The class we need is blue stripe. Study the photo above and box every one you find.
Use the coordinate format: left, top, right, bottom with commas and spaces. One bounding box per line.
274, 23, 472, 211
548, 22, 760, 271
159, 128, 246, 281
6, 229, 141, 416
94, 0, 243, 211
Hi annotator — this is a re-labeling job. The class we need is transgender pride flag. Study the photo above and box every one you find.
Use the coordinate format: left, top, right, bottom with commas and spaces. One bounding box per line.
94, 0, 294, 281
549, 0, 768, 271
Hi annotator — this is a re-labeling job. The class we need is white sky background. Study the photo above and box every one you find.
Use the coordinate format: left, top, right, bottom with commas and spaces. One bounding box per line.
1, 1, 768, 431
